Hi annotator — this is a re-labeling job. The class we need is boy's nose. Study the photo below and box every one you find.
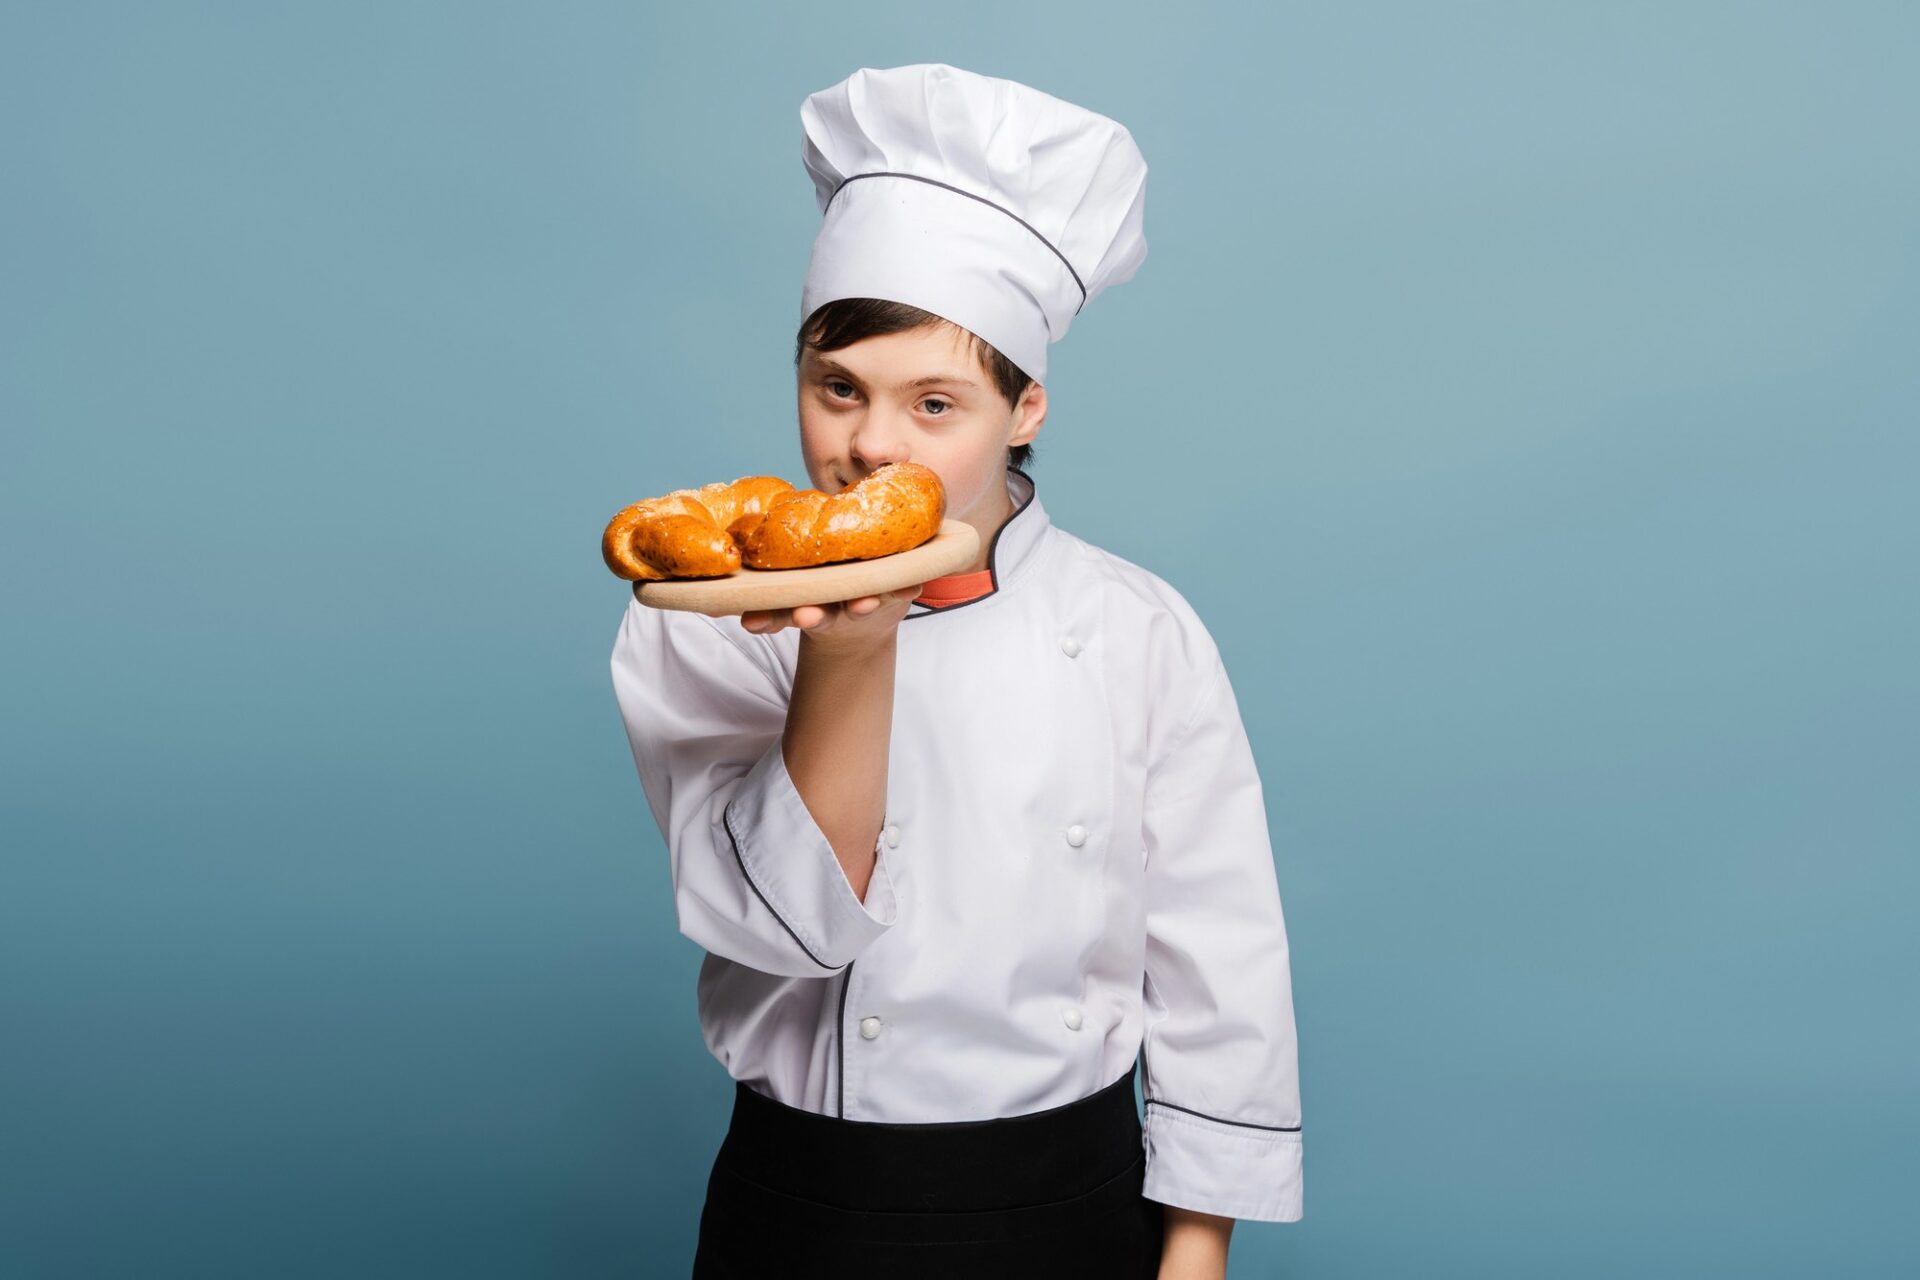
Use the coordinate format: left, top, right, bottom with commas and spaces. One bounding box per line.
852, 450, 911, 474
849, 425, 912, 471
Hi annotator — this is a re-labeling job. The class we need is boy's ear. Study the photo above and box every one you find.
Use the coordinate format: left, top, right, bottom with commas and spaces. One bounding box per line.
1010, 382, 1047, 446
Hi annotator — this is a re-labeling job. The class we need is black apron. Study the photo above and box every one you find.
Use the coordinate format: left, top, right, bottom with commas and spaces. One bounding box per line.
691, 1063, 1165, 1278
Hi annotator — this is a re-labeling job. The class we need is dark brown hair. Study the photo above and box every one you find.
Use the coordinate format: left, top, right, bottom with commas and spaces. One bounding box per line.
794, 297, 1037, 475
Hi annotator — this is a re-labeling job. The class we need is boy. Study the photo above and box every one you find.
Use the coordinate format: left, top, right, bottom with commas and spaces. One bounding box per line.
610, 64, 1302, 1279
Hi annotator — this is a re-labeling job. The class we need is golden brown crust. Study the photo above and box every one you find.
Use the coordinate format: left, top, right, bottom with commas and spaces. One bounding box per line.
600, 475, 796, 580
600, 463, 944, 580
737, 462, 946, 569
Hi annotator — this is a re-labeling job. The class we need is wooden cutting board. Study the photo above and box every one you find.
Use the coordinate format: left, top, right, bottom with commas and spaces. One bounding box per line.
631, 519, 982, 616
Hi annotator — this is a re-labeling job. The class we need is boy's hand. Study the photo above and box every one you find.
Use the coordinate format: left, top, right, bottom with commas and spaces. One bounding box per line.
738, 585, 925, 649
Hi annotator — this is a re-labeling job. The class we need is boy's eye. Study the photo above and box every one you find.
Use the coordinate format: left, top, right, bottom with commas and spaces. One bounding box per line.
821, 380, 950, 417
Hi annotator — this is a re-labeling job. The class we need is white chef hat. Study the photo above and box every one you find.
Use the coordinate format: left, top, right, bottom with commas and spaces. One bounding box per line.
798, 63, 1148, 385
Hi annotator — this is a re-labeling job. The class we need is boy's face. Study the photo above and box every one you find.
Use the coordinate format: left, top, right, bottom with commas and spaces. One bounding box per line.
795, 322, 1045, 533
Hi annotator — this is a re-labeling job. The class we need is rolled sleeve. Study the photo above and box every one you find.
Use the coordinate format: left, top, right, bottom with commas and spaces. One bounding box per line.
1142, 1099, 1303, 1223
1138, 651, 1304, 1223
721, 729, 899, 966
610, 598, 898, 977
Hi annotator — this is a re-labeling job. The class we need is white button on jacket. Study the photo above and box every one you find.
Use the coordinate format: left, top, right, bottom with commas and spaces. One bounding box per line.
610, 467, 1304, 1222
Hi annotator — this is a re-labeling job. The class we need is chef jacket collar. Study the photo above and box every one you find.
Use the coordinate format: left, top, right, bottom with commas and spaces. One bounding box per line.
906, 466, 1046, 618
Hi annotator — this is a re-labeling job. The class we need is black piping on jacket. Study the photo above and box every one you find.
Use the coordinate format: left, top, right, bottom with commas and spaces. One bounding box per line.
832, 469, 1033, 1120
837, 960, 853, 1118
1138, 1036, 1301, 1133
903, 466, 1038, 621
721, 801, 849, 974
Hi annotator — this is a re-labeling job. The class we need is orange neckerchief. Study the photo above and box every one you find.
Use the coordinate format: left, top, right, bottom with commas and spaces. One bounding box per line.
913, 568, 995, 608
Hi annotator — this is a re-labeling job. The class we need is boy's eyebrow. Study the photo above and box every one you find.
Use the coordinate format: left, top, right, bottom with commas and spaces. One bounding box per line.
810, 357, 979, 391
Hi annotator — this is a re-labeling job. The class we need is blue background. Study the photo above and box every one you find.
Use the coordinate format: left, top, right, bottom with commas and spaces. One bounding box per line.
4, 2, 1915, 1276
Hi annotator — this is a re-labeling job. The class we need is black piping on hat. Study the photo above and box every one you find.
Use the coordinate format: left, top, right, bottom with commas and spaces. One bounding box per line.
824, 172, 1088, 314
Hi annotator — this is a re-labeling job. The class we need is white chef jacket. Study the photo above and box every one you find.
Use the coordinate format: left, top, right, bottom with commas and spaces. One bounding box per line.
609, 467, 1304, 1222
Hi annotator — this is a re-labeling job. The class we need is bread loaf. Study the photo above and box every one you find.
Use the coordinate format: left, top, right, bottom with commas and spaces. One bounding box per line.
602, 462, 945, 581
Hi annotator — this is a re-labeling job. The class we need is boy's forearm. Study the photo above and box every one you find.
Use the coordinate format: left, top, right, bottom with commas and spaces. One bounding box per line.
781, 630, 897, 902
1158, 1206, 1234, 1279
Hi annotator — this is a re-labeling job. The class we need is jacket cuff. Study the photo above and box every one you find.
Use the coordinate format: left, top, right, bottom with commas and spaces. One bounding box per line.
1141, 1103, 1304, 1222
720, 736, 898, 969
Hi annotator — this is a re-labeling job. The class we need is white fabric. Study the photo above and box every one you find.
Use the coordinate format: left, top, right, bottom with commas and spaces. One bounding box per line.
609, 469, 1303, 1222
799, 63, 1150, 384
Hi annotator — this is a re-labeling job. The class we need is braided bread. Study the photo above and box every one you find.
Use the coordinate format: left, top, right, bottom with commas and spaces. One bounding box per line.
602, 462, 946, 581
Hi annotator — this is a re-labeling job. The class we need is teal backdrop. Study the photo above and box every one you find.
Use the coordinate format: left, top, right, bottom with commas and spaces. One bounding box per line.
4, 2, 1915, 1276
